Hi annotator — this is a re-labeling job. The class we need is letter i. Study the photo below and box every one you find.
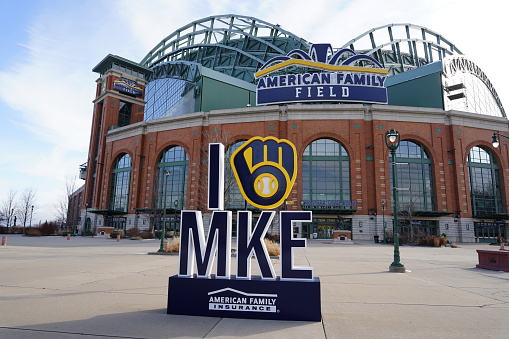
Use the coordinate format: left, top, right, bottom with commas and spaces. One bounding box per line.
208, 143, 224, 210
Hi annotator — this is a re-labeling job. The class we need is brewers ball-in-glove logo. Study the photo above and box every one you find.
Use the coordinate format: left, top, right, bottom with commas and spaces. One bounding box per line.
231, 136, 297, 209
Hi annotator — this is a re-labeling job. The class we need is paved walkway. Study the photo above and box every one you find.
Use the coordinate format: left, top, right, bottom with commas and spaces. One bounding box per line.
1, 235, 508, 338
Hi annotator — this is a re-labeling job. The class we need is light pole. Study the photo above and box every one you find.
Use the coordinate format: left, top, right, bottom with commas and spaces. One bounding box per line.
84, 203, 89, 233
8, 208, 13, 231
158, 170, 170, 252
385, 129, 406, 273
29, 205, 34, 229
382, 199, 386, 241
173, 199, 179, 235
491, 132, 508, 249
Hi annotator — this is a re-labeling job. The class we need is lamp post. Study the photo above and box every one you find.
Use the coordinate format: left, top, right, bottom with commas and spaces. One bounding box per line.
491, 132, 508, 249
382, 199, 386, 241
173, 199, 179, 235
9, 208, 13, 231
84, 202, 89, 233
29, 205, 34, 228
158, 170, 170, 252
385, 129, 406, 273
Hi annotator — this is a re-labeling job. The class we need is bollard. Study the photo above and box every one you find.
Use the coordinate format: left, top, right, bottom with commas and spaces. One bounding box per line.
1, 236, 7, 246
67, 234, 71, 240
117, 234, 121, 242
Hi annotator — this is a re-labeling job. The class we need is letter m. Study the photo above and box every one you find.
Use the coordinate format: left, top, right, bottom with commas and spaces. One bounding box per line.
178, 210, 232, 278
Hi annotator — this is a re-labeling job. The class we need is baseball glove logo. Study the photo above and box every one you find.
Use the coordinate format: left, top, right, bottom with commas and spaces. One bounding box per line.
230, 137, 297, 209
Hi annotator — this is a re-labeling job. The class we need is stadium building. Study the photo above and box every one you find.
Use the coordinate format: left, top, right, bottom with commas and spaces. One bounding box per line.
74, 14, 508, 243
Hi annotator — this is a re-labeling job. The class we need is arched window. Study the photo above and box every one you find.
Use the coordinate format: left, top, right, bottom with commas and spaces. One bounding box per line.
225, 140, 247, 210
158, 146, 188, 212
391, 141, 435, 211
467, 146, 503, 216
110, 153, 131, 212
302, 139, 351, 207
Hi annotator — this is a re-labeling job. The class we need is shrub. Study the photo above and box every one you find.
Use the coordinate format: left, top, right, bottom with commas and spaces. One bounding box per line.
39, 222, 58, 236
109, 231, 125, 238
417, 236, 448, 247
10, 227, 22, 234
130, 236, 143, 240
439, 237, 447, 247
126, 227, 140, 238
139, 231, 154, 239
166, 237, 180, 253
265, 233, 280, 243
25, 228, 42, 237
417, 237, 429, 246
264, 238, 280, 257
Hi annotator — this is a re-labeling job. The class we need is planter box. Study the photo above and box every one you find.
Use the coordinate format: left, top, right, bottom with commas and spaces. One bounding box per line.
476, 250, 509, 272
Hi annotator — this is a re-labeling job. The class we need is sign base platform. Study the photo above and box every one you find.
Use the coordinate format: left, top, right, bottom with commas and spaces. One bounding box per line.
167, 275, 321, 321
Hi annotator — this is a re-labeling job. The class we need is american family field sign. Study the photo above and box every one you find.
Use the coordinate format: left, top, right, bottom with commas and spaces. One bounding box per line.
255, 43, 388, 105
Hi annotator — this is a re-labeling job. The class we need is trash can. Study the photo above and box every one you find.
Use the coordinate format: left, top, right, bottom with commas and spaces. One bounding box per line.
313, 232, 318, 239
374, 235, 380, 243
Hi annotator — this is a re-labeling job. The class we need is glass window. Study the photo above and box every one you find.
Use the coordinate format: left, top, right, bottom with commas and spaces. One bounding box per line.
118, 101, 132, 127
157, 146, 188, 212
110, 154, 131, 212
144, 78, 196, 121
468, 147, 503, 217
302, 139, 351, 207
390, 141, 435, 211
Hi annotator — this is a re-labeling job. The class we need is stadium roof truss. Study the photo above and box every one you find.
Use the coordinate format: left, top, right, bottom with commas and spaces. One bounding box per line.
339, 23, 504, 117
140, 17, 505, 118
341, 24, 462, 76
141, 14, 309, 83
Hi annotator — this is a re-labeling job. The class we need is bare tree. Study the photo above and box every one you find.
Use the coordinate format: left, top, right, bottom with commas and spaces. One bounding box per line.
198, 129, 246, 210
398, 190, 428, 243
54, 176, 78, 228
147, 169, 164, 235
399, 199, 417, 243
1, 189, 17, 231
17, 188, 37, 232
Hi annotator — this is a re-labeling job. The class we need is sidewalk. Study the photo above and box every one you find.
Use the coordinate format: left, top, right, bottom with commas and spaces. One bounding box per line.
1, 235, 508, 338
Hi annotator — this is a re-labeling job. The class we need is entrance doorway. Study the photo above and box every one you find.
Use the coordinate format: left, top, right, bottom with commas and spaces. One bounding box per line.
474, 221, 506, 243
303, 217, 352, 239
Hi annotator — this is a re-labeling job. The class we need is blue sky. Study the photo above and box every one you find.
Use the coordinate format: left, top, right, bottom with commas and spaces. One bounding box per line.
1, 0, 507, 223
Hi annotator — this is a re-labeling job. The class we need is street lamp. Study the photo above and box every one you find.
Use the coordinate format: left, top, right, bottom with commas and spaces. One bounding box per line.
158, 170, 170, 252
491, 131, 509, 149
174, 199, 179, 235
84, 202, 89, 233
385, 129, 406, 273
9, 208, 13, 231
382, 199, 386, 241
491, 132, 508, 249
29, 205, 34, 228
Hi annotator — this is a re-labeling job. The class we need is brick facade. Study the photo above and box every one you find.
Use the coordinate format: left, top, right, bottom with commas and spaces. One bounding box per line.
80, 81, 509, 242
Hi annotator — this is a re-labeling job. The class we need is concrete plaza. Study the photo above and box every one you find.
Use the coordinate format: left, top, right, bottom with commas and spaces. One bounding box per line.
0, 235, 508, 338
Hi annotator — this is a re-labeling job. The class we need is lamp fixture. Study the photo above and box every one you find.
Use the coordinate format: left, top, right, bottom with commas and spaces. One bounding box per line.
492, 132, 500, 148
491, 131, 509, 148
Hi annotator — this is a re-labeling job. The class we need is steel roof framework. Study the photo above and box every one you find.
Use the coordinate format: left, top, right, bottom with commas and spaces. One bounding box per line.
141, 17, 504, 118
141, 15, 309, 83
341, 24, 463, 76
